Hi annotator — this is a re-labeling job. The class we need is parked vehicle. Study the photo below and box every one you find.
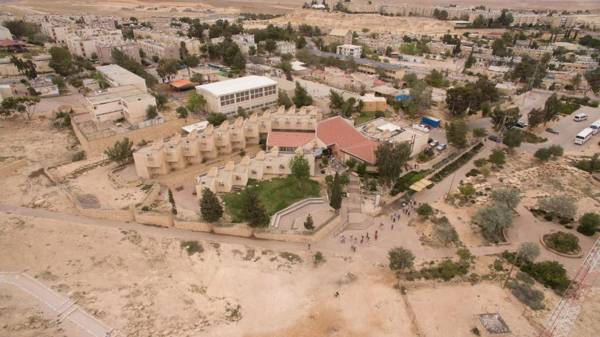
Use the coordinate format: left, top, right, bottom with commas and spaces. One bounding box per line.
487, 135, 501, 143
545, 128, 559, 135
573, 113, 588, 122
428, 139, 439, 147
421, 116, 441, 128
574, 128, 594, 145
436, 143, 447, 151
589, 119, 600, 135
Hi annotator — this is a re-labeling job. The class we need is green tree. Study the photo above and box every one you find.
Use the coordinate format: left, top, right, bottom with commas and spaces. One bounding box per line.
542, 94, 561, 126
502, 128, 523, 151
278, 89, 293, 109
304, 214, 314, 230
104, 138, 134, 164
243, 189, 269, 227
416, 203, 434, 219
329, 172, 343, 211
200, 188, 223, 222
186, 91, 206, 114
152, 93, 168, 111
0, 96, 40, 119
292, 82, 313, 107
445, 120, 468, 148
490, 187, 521, 210
290, 155, 310, 181
491, 106, 520, 131
492, 38, 509, 57
329, 89, 344, 111
585, 67, 600, 94
156, 58, 179, 82
518, 242, 541, 263
375, 142, 412, 186
474, 204, 513, 243
425, 69, 448, 88
296, 36, 307, 49
279, 61, 293, 81
488, 148, 506, 166
527, 108, 545, 128
388, 247, 415, 271
446, 86, 472, 116
577, 213, 600, 236
10, 56, 37, 79
146, 105, 158, 119
537, 195, 577, 221
464, 50, 475, 69
48, 46, 74, 76
207, 113, 227, 126
176, 106, 188, 119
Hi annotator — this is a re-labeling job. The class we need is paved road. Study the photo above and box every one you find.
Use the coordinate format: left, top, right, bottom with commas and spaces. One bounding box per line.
0, 272, 114, 337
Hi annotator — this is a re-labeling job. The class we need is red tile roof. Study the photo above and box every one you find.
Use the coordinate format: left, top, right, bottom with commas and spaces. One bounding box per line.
316, 116, 378, 164
267, 131, 315, 148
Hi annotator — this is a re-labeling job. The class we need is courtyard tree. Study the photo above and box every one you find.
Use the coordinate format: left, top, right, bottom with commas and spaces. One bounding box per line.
490, 186, 521, 211
584, 67, 600, 94
278, 89, 293, 109
445, 119, 468, 148
375, 142, 412, 186
416, 203, 434, 219
527, 108, 545, 128
48, 46, 74, 76
292, 82, 313, 107
152, 93, 168, 111
104, 137, 134, 165
329, 172, 343, 212
304, 214, 314, 230
290, 155, 311, 181
207, 113, 227, 126
242, 189, 269, 227
157, 58, 179, 82
200, 188, 223, 222
10, 56, 37, 79
474, 204, 513, 243
186, 91, 207, 114
329, 89, 344, 112
541, 94, 561, 126
388, 247, 415, 271
490, 106, 520, 131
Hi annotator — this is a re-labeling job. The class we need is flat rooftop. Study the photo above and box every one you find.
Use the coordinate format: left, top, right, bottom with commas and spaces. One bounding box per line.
196, 75, 277, 97
85, 85, 147, 104
96, 64, 145, 85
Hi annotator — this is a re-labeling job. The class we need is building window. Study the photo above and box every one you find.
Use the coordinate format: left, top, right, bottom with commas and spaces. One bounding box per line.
264, 85, 276, 96
220, 94, 235, 106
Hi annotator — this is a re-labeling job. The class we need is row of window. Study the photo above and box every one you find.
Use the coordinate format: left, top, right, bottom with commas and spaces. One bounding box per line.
219, 85, 277, 106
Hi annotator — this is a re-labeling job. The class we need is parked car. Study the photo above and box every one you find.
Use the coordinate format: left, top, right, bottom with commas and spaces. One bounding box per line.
574, 112, 588, 122
436, 143, 447, 151
487, 135, 501, 143
428, 139, 439, 147
545, 128, 559, 135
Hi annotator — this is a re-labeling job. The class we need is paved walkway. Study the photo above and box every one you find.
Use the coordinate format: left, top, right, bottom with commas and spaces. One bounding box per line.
0, 272, 114, 337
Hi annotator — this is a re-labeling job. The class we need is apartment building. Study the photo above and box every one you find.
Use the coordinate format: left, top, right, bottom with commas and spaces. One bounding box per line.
41, 22, 71, 43
326, 29, 353, 45
195, 147, 316, 194
132, 105, 321, 178
336, 44, 362, 58
0, 54, 52, 77
232, 34, 256, 55
0, 25, 13, 40
196, 75, 278, 115
96, 41, 140, 64
65, 29, 123, 59
276, 41, 296, 55
137, 39, 180, 60
355, 58, 405, 81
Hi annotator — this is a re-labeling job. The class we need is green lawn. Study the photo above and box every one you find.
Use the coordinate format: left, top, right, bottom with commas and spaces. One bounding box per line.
223, 177, 321, 222
353, 111, 387, 125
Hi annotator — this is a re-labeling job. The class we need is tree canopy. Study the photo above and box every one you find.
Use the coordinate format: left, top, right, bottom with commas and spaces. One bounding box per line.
375, 142, 412, 186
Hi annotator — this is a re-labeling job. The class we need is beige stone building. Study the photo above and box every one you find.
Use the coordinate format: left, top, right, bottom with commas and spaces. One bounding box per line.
65, 29, 124, 59
360, 94, 387, 113
195, 147, 316, 194
133, 106, 321, 179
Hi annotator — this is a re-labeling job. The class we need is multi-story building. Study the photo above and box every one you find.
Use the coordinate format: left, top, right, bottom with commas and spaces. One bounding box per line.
232, 34, 256, 55
41, 23, 71, 43
326, 29, 353, 45
132, 105, 321, 179
0, 25, 13, 40
137, 39, 180, 60
196, 75, 278, 115
0, 54, 52, 77
85, 85, 156, 124
96, 41, 140, 64
336, 44, 363, 58
276, 41, 296, 55
65, 29, 123, 59
357, 118, 428, 157
97, 64, 148, 91
195, 147, 316, 194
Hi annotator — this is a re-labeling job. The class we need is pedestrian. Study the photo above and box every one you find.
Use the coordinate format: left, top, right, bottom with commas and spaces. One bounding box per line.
335, 291, 340, 298
366, 232, 370, 240
308, 243, 311, 250
375, 230, 378, 240
391, 224, 394, 230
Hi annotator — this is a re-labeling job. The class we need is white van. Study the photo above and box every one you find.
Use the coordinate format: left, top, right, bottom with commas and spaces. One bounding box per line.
574, 128, 594, 145
573, 113, 588, 122
589, 119, 600, 135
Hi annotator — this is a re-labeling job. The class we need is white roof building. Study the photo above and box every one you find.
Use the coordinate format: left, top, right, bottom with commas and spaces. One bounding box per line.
96, 64, 148, 91
196, 75, 278, 115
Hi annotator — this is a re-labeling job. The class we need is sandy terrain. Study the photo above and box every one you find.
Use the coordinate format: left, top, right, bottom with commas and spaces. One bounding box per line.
0, 213, 416, 337
0, 119, 79, 211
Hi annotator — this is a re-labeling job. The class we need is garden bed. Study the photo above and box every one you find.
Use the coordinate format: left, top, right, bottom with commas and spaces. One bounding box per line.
223, 177, 320, 222
541, 232, 582, 258
391, 170, 429, 196
430, 142, 484, 183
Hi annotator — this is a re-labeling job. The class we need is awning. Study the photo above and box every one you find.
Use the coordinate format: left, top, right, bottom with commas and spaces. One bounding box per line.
409, 179, 433, 192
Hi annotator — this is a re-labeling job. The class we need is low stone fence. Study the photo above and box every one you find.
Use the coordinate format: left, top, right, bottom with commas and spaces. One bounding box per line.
269, 197, 327, 228
133, 209, 173, 227
173, 219, 213, 232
